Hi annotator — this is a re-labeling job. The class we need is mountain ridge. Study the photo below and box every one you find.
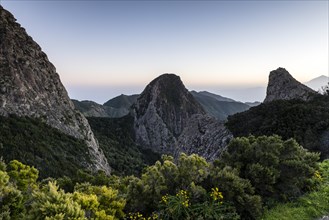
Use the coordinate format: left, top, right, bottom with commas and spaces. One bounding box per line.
0, 6, 110, 174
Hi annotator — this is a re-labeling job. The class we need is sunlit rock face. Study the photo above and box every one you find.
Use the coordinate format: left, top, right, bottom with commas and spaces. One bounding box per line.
0, 6, 110, 174
264, 67, 317, 103
132, 73, 232, 160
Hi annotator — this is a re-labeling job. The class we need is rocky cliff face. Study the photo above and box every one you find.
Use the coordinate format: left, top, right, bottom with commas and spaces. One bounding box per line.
0, 6, 110, 174
131, 74, 231, 160
264, 68, 317, 103
178, 114, 232, 160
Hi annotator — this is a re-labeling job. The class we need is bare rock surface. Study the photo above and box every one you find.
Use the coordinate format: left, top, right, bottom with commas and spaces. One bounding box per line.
132, 74, 232, 160
264, 67, 316, 103
0, 6, 110, 174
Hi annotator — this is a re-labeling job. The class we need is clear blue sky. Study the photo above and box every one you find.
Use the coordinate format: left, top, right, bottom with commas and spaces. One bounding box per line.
2, 0, 328, 103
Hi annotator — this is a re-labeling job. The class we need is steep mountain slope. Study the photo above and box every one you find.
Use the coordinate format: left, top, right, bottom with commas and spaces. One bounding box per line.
305, 75, 329, 92
0, 6, 110, 174
227, 68, 328, 158
191, 91, 250, 120
87, 116, 160, 176
264, 68, 317, 102
0, 115, 92, 178
131, 74, 232, 159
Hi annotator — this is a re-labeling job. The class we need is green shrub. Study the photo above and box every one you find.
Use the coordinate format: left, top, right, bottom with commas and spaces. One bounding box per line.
221, 135, 319, 204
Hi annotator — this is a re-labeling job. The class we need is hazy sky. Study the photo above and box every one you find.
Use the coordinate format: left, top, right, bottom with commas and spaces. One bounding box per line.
2, 1, 328, 103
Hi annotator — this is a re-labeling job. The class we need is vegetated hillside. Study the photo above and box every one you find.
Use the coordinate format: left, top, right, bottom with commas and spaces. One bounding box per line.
226, 94, 329, 158
72, 99, 128, 118
197, 91, 235, 102
0, 115, 92, 178
72, 94, 139, 118
103, 94, 139, 109
1, 135, 320, 220
191, 91, 250, 120
87, 115, 160, 176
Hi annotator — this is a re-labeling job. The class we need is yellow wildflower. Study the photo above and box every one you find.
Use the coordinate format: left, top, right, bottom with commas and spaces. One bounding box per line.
210, 187, 224, 202
314, 170, 323, 181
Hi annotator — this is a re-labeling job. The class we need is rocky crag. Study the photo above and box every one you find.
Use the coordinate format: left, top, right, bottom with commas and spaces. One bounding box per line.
0, 6, 110, 174
264, 67, 317, 103
131, 74, 232, 160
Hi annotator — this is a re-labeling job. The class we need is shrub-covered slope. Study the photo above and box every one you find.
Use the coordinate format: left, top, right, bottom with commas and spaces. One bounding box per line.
226, 95, 329, 158
87, 116, 160, 176
0, 115, 92, 178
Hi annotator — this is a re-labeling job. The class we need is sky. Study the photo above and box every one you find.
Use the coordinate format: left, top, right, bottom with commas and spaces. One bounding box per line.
1, 0, 328, 103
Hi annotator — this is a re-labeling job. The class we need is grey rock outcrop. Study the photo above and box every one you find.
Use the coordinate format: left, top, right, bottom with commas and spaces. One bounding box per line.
178, 114, 232, 160
0, 6, 110, 174
264, 67, 317, 103
131, 74, 232, 160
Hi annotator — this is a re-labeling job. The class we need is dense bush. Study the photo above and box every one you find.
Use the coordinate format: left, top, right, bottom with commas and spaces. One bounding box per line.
87, 116, 160, 176
226, 95, 329, 158
262, 160, 329, 220
0, 135, 321, 219
0, 115, 92, 178
0, 160, 125, 220
220, 135, 319, 204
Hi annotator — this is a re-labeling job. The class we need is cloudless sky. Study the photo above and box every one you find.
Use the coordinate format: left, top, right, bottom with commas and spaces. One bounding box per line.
1, 0, 328, 103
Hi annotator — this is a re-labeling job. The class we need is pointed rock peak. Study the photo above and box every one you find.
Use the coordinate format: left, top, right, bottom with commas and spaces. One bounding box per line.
269, 67, 297, 82
0, 6, 110, 174
132, 73, 206, 154
134, 73, 205, 117
264, 68, 317, 103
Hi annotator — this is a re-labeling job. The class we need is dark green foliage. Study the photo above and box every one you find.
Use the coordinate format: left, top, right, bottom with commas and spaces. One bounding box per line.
262, 160, 329, 220
226, 95, 329, 157
209, 166, 262, 219
125, 153, 254, 219
87, 115, 160, 176
0, 115, 92, 178
1, 160, 126, 220
220, 135, 319, 204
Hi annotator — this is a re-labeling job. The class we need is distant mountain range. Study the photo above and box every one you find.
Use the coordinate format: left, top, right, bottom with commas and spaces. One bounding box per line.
75, 73, 328, 121
190, 91, 251, 120
72, 94, 139, 118
73, 90, 259, 121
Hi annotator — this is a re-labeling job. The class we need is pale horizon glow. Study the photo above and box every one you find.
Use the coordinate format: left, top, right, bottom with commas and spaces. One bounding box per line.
1, 0, 328, 103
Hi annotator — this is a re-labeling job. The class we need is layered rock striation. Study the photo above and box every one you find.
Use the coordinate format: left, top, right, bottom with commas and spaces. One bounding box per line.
131, 74, 232, 160
0, 6, 110, 174
264, 67, 317, 103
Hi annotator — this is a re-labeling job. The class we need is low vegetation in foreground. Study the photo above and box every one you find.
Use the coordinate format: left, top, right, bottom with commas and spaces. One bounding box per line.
0, 135, 327, 219
261, 159, 329, 220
